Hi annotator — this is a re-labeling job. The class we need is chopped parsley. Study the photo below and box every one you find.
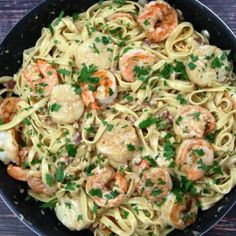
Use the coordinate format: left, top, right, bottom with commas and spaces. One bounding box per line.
143, 19, 150, 26
50, 103, 62, 112
72, 12, 80, 21
66, 144, 77, 157
145, 179, 154, 187
72, 84, 82, 95
133, 65, 151, 82
190, 54, 199, 62
56, 164, 65, 182
46, 173, 53, 186
211, 56, 223, 69
105, 190, 119, 199
112, 0, 127, 6
54, 10, 64, 26
23, 118, 31, 126
84, 163, 96, 176
89, 188, 103, 198
193, 148, 205, 156
175, 116, 183, 125
164, 141, 175, 160
123, 210, 129, 219
176, 94, 187, 105
172, 176, 197, 203
193, 112, 201, 120
188, 62, 197, 70
102, 36, 110, 45
127, 143, 135, 151
77, 215, 83, 221
109, 88, 114, 96
151, 188, 162, 196
49, 24, 54, 35
41, 198, 58, 209
57, 68, 71, 76
144, 155, 157, 167
139, 116, 156, 129
79, 64, 99, 84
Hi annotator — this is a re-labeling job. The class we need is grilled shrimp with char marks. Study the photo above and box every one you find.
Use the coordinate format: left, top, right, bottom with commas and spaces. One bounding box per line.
173, 105, 216, 139
138, 0, 178, 42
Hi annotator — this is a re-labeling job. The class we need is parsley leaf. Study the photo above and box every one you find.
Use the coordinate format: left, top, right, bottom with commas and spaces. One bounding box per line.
139, 117, 156, 129
46, 173, 53, 186
72, 84, 82, 95
127, 144, 135, 151
56, 164, 65, 182
50, 103, 61, 112
133, 65, 151, 82
66, 144, 77, 157
188, 62, 197, 70
176, 94, 187, 105
89, 188, 103, 198
80, 64, 100, 84
105, 190, 119, 199
151, 188, 162, 196
41, 198, 58, 209
211, 56, 223, 68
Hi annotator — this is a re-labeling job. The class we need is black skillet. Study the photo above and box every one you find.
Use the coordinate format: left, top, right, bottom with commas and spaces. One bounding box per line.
0, 0, 235, 235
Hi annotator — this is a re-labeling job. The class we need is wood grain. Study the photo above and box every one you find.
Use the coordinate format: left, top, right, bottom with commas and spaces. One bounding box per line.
0, 0, 235, 235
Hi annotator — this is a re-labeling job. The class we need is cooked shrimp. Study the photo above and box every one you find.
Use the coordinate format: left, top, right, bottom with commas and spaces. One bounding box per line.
81, 70, 117, 109
0, 129, 19, 165
136, 161, 172, 202
138, 0, 178, 42
27, 171, 57, 196
186, 45, 231, 87
22, 60, 59, 97
96, 119, 139, 165
86, 166, 128, 208
49, 84, 85, 124
7, 164, 27, 181
173, 105, 216, 139
162, 194, 198, 229
119, 49, 155, 82
176, 139, 214, 181
0, 97, 19, 123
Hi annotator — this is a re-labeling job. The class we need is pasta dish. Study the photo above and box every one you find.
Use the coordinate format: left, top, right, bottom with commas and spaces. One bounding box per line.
0, 0, 236, 235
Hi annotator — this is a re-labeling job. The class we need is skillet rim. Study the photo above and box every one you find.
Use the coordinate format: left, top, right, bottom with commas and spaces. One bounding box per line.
0, 0, 235, 236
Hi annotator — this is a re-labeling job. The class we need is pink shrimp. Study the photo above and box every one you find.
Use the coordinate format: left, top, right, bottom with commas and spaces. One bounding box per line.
81, 70, 117, 109
136, 160, 172, 202
138, 0, 178, 42
119, 48, 155, 82
174, 105, 216, 139
22, 60, 59, 97
86, 166, 128, 208
0, 97, 19, 123
176, 139, 214, 181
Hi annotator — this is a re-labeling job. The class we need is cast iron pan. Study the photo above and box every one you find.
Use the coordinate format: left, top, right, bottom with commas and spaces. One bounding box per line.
0, 0, 235, 235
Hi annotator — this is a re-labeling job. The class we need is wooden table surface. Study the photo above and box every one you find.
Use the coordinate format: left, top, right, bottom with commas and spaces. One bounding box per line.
0, 0, 235, 235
